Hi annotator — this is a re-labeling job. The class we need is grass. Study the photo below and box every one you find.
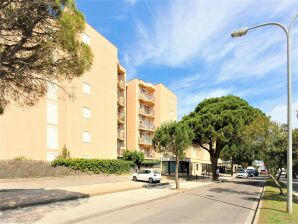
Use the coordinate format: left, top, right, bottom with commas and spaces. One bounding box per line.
258, 179, 298, 224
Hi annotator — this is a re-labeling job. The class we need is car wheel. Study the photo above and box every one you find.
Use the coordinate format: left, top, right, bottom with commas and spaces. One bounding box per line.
156, 180, 160, 183
133, 176, 137, 181
149, 178, 153, 183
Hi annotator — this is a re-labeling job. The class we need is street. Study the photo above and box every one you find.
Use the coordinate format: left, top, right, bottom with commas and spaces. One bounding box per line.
0, 177, 265, 224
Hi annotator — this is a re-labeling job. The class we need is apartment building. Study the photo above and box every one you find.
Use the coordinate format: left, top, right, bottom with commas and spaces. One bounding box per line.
126, 79, 177, 159
0, 24, 125, 160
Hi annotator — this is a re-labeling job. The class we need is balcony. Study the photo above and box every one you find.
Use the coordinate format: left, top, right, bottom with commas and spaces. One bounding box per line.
118, 79, 125, 89
138, 108, 155, 117
138, 136, 153, 145
118, 112, 125, 123
139, 92, 155, 104
118, 129, 125, 140
139, 122, 155, 131
118, 96, 125, 106
140, 148, 155, 159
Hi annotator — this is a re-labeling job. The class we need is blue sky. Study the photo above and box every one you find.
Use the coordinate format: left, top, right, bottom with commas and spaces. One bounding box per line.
76, 0, 298, 126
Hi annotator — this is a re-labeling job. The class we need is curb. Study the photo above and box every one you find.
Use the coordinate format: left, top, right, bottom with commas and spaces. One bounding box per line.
252, 182, 266, 224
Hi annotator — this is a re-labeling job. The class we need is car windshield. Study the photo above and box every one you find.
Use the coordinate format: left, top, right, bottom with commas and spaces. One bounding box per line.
153, 171, 160, 174
237, 170, 245, 173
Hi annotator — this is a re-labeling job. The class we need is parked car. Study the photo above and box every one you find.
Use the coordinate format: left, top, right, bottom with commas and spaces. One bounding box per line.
246, 167, 255, 177
132, 169, 161, 183
254, 170, 259, 176
260, 170, 268, 175
236, 169, 248, 178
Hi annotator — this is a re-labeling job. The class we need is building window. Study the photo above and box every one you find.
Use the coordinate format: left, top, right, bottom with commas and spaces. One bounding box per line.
82, 107, 91, 119
47, 83, 58, 100
47, 152, 58, 161
82, 155, 91, 159
196, 164, 199, 171
83, 131, 91, 143
83, 82, 91, 95
47, 126, 58, 149
47, 102, 58, 125
170, 98, 174, 104
82, 33, 90, 45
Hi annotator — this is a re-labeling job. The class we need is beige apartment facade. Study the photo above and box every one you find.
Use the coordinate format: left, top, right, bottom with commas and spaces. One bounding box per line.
126, 79, 177, 159
0, 24, 125, 161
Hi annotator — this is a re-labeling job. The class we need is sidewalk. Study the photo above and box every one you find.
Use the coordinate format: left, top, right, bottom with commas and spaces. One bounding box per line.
0, 175, 217, 211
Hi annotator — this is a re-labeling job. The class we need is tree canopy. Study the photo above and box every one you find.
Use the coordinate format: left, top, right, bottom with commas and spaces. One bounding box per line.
0, 0, 93, 113
123, 150, 144, 170
182, 95, 262, 180
152, 121, 194, 189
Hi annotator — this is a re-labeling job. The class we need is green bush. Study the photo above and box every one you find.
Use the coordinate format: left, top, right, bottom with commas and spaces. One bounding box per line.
141, 159, 160, 167
51, 158, 133, 175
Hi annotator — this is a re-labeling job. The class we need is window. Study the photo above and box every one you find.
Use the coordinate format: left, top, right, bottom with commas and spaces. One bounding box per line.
47, 83, 58, 100
47, 126, 58, 149
196, 164, 199, 171
47, 152, 58, 161
83, 131, 91, 143
82, 155, 90, 159
82, 107, 91, 119
82, 33, 90, 44
170, 98, 174, 104
83, 82, 91, 95
47, 102, 58, 124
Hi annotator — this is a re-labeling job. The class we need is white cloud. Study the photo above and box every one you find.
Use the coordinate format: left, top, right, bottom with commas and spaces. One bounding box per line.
124, 0, 138, 6
267, 101, 298, 128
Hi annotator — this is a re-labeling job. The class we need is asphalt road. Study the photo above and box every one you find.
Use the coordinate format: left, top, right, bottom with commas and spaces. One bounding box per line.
280, 177, 298, 193
71, 177, 265, 224
0, 177, 265, 224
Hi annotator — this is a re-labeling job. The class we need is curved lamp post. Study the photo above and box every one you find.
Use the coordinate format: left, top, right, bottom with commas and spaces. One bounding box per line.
231, 13, 298, 214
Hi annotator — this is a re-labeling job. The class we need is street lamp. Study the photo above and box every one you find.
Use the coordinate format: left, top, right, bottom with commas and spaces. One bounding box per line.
231, 13, 298, 214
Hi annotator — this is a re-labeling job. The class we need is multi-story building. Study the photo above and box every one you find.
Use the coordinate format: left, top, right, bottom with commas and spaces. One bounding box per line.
0, 24, 125, 160
126, 79, 177, 159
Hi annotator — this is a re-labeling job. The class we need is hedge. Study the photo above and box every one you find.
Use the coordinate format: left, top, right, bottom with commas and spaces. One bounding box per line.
51, 158, 134, 175
141, 159, 161, 167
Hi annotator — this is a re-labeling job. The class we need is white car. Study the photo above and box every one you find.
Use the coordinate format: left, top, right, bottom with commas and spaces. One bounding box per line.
132, 169, 161, 183
236, 169, 248, 178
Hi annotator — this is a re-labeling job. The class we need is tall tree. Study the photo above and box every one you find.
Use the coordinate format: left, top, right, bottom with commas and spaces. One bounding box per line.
152, 121, 194, 189
243, 117, 287, 194
182, 95, 261, 180
0, 0, 93, 113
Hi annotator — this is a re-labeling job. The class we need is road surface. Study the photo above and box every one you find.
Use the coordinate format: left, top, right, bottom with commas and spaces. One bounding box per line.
0, 177, 265, 224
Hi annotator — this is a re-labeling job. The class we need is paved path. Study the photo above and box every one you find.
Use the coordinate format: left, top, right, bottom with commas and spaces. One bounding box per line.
0, 177, 264, 224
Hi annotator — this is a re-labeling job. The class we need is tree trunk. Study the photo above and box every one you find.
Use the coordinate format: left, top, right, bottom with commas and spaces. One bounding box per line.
276, 169, 282, 181
175, 156, 179, 189
211, 157, 218, 181
231, 160, 234, 177
269, 173, 284, 195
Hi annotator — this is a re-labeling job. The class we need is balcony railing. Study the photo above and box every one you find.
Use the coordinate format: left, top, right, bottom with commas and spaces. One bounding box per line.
140, 148, 154, 158
118, 96, 125, 105
118, 112, 125, 122
118, 130, 125, 139
139, 92, 155, 102
139, 122, 155, 130
138, 108, 155, 116
138, 136, 152, 145
118, 79, 125, 88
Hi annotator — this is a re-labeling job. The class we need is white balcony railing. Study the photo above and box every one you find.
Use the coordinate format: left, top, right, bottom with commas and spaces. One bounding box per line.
139, 122, 155, 130
118, 130, 125, 139
138, 108, 155, 116
139, 92, 155, 102
118, 112, 125, 122
138, 136, 153, 145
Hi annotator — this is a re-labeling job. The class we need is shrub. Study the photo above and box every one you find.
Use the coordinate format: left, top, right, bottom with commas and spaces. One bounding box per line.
13, 156, 30, 161
51, 158, 133, 175
141, 159, 160, 167
58, 145, 71, 159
